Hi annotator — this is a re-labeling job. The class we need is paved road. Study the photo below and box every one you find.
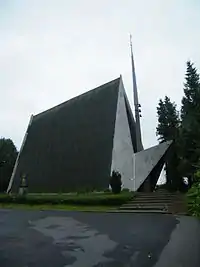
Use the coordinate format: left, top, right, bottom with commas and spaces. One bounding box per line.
0, 209, 200, 267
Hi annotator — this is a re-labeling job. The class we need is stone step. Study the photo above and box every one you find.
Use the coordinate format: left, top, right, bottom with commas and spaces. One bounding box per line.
118, 192, 185, 214
116, 209, 169, 213
128, 199, 176, 203
133, 195, 176, 199
134, 194, 178, 197
122, 203, 171, 208
119, 205, 169, 210
135, 194, 178, 198
123, 201, 172, 206
132, 198, 175, 202
135, 192, 178, 195
120, 209, 169, 213
136, 192, 177, 195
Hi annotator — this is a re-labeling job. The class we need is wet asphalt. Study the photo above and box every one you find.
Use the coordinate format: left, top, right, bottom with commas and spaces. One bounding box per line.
0, 209, 200, 267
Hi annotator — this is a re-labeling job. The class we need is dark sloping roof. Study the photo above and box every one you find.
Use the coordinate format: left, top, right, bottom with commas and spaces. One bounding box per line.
11, 78, 121, 192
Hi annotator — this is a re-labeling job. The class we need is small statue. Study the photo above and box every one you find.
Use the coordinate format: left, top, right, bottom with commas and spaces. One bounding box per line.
19, 174, 28, 196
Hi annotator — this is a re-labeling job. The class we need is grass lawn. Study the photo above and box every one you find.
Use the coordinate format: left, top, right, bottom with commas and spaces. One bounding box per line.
0, 191, 133, 211
0, 203, 117, 212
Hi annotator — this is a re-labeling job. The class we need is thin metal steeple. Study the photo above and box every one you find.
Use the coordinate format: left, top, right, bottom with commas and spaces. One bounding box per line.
130, 34, 143, 152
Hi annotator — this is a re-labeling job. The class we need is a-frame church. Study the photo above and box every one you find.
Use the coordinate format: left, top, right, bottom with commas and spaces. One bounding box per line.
7, 39, 172, 193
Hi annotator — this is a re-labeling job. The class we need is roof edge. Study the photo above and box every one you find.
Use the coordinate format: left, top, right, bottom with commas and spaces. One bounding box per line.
34, 76, 121, 120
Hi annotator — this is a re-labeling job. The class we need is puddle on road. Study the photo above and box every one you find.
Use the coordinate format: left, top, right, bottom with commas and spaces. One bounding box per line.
30, 216, 117, 267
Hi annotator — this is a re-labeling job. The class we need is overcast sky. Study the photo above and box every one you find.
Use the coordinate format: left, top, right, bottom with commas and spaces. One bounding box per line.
1, 0, 200, 150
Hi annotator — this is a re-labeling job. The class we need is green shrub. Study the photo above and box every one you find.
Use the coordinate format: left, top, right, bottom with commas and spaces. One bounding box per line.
110, 171, 122, 194
122, 188, 130, 193
187, 171, 200, 217
193, 170, 200, 183
0, 191, 133, 206
104, 188, 111, 193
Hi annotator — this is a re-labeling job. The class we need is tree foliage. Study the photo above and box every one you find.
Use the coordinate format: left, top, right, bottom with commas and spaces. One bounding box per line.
187, 170, 200, 217
156, 96, 179, 142
156, 96, 183, 191
156, 61, 200, 191
0, 138, 18, 192
179, 61, 200, 182
181, 61, 200, 119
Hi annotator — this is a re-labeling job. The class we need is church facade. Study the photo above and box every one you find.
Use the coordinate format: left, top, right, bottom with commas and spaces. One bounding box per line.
7, 76, 172, 193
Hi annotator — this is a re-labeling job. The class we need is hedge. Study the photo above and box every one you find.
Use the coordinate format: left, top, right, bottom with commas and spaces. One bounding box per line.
187, 183, 200, 217
0, 192, 133, 206
187, 171, 200, 217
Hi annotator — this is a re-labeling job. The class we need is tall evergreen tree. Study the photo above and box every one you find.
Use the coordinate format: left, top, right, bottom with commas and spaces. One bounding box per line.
156, 96, 183, 190
157, 96, 180, 142
179, 61, 200, 185
0, 138, 18, 192
181, 61, 200, 119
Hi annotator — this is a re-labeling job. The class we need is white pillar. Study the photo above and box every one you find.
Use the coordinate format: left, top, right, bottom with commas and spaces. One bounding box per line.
133, 153, 136, 191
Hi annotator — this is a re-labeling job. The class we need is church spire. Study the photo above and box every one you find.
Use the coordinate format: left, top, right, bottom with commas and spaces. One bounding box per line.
130, 34, 143, 151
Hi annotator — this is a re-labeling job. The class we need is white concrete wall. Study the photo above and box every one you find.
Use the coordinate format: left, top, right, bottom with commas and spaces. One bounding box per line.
134, 141, 172, 190
110, 78, 134, 190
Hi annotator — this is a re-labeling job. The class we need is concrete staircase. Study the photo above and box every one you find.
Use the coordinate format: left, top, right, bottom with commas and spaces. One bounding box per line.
119, 189, 186, 214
